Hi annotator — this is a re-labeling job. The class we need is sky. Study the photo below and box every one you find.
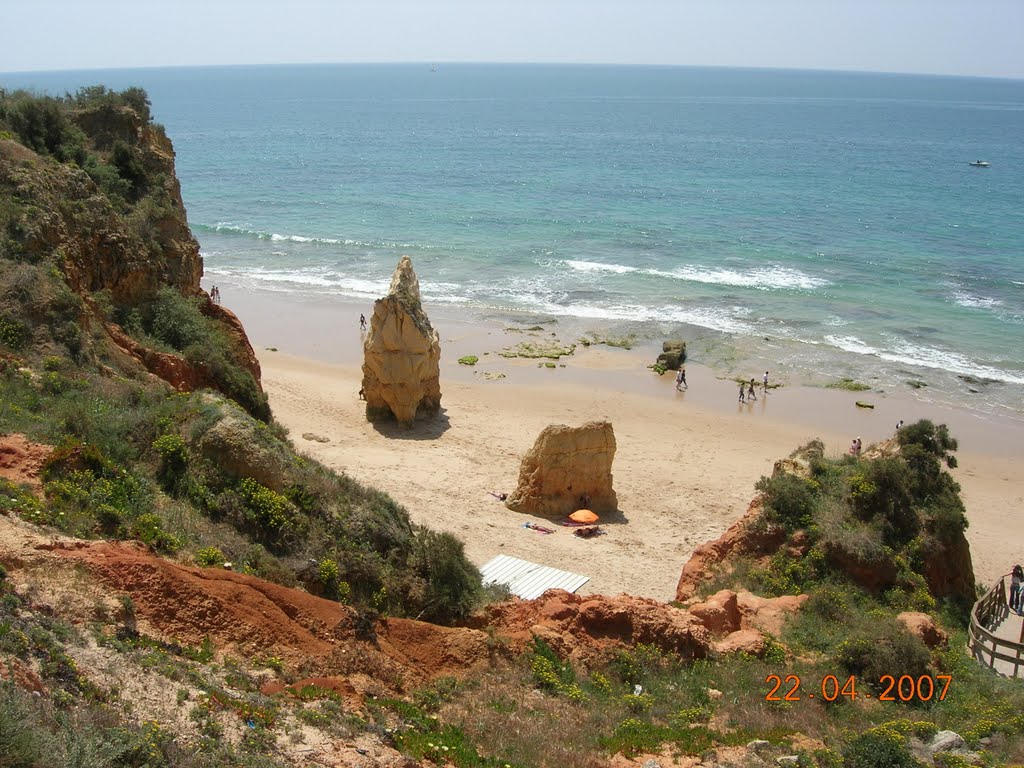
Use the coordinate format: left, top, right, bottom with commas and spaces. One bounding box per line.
2, 0, 1023, 79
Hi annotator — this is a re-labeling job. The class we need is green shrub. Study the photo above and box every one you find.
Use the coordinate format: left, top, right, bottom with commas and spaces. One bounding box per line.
317, 557, 349, 602
237, 478, 294, 545
842, 725, 919, 768
408, 529, 481, 624
0, 91, 86, 164
152, 433, 188, 492
834, 623, 931, 698
756, 472, 818, 530
195, 546, 225, 567
848, 458, 918, 547
898, 419, 958, 468
110, 139, 146, 198
130, 512, 180, 553
0, 315, 28, 350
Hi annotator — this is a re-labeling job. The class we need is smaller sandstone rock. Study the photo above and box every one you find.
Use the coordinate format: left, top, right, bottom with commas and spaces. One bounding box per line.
776, 757, 799, 766
707, 688, 723, 699
747, 740, 771, 752
301, 432, 330, 444
506, 421, 618, 516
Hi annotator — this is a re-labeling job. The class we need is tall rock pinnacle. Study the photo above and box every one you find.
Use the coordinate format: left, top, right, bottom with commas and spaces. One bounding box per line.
361, 256, 442, 427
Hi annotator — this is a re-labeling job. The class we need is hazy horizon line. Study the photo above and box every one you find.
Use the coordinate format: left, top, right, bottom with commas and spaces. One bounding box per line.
4, 60, 1023, 84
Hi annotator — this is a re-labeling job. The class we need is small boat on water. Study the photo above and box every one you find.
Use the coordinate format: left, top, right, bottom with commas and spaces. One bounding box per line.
969, 160, 990, 167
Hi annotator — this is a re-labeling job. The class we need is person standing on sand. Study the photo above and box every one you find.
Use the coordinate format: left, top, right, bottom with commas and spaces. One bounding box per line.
738, 381, 746, 403
763, 370, 769, 394
359, 313, 367, 331
680, 367, 687, 389
747, 378, 757, 401
1010, 565, 1024, 613
675, 369, 685, 391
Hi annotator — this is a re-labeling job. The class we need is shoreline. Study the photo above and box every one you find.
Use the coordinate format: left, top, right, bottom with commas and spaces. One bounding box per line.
212, 280, 1024, 599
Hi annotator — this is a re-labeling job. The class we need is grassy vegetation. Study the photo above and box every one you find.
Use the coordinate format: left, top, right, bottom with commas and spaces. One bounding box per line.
458, 355, 479, 365
365, 626, 1024, 767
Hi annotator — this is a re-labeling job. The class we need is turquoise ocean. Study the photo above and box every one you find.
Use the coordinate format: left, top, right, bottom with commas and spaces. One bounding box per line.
4, 64, 1023, 415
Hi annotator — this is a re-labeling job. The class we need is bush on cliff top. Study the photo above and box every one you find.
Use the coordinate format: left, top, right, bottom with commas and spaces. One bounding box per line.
720, 420, 973, 622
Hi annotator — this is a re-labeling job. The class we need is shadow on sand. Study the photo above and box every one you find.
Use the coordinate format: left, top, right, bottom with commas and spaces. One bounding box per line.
369, 406, 451, 440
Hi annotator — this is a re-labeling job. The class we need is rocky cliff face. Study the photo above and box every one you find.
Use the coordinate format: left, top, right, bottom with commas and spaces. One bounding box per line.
0, 96, 262, 410
0, 112, 201, 304
361, 256, 442, 427
506, 421, 618, 516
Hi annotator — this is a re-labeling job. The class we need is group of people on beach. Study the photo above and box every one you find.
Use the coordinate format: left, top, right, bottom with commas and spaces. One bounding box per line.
210, 285, 221, 304
738, 371, 770, 403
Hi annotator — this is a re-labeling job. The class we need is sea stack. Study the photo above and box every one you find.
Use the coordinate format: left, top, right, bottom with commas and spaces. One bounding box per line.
361, 256, 442, 427
506, 421, 618, 516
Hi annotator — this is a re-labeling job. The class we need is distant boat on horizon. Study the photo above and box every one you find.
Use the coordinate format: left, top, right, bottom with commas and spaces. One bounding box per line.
969, 160, 990, 167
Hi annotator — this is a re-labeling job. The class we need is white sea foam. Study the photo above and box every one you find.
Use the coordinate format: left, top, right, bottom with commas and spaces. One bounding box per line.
562, 259, 829, 291
212, 266, 387, 296
879, 339, 1024, 385
526, 299, 756, 334
953, 291, 1003, 310
824, 335, 881, 356
564, 260, 638, 275
205, 223, 442, 251
270, 233, 341, 245
654, 264, 829, 291
824, 332, 1024, 385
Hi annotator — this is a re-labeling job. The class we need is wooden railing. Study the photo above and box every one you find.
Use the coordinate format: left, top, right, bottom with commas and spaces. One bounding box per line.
968, 575, 1024, 678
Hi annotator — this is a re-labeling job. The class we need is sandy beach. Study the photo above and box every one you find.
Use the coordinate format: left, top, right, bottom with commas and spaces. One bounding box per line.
218, 285, 1024, 602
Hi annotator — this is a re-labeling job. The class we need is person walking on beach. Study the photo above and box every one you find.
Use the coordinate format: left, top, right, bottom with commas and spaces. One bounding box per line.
680, 367, 687, 389
359, 313, 367, 331
675, 368, 686, 391
747, 378, 757, 401
1010, 565, 1024, 613
763, 370, 769, 394
738, 380, 746, 403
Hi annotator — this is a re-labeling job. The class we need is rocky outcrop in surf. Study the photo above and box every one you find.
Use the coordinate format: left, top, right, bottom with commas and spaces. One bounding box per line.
361, 256, 442, 427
